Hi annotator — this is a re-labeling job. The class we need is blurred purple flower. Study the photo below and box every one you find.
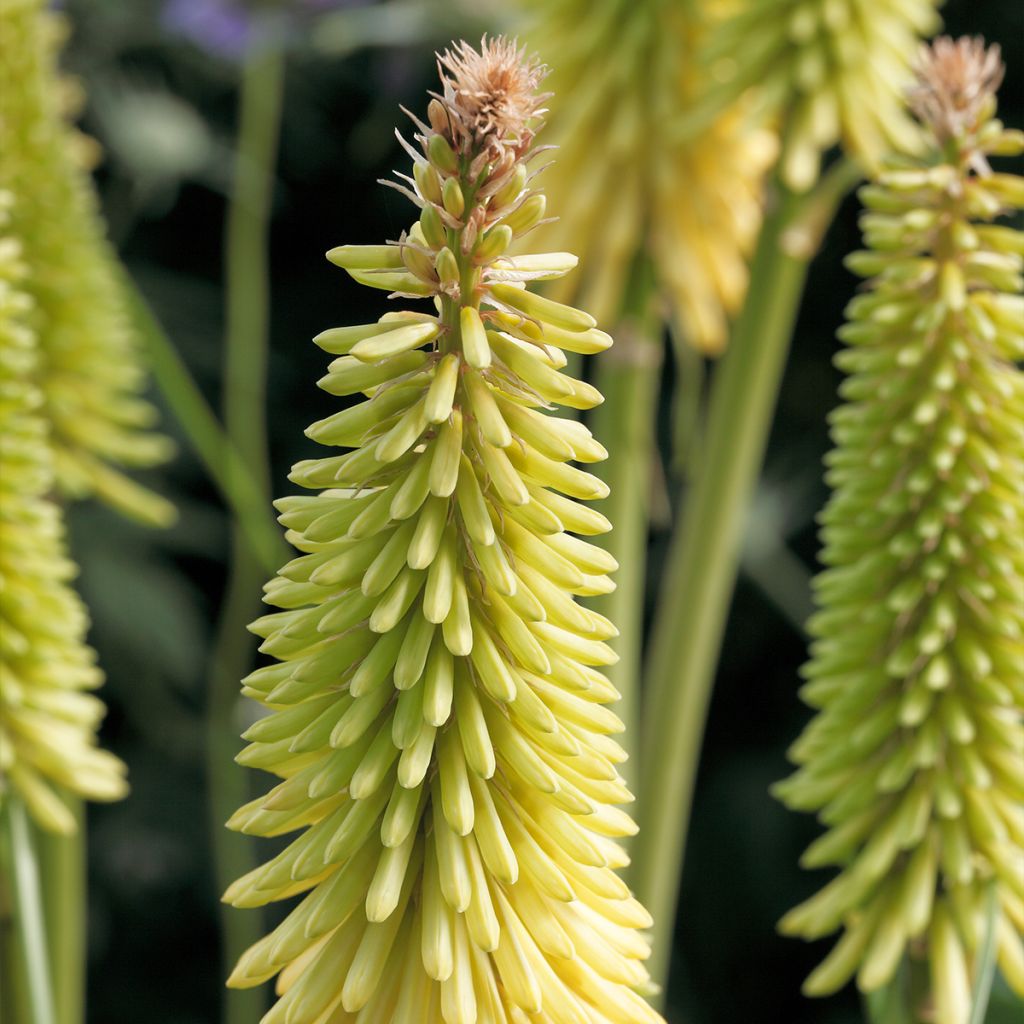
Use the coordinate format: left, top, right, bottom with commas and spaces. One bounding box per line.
161, 0, 362, 59
162, 0, 250, 57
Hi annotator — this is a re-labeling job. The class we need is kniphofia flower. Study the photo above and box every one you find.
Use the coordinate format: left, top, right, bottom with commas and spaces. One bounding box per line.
520, 0, 777, 354
225, 37, 666, 1023
0, 0, 174, 526
709, 0, 942, 190
776, 38, 1024, 1024
0, 191, 128, 835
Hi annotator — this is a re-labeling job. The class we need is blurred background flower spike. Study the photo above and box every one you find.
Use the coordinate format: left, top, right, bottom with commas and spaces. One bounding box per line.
0, 189, 129, 837
708, 0, 944, 191
521, 0, 778, 356
0, 0, 175, 527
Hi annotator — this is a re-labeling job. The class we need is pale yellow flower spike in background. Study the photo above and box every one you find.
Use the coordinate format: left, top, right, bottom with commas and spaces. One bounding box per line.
226, 37, 667, 1024
0, 0, 175, 527
520, 0, 777, 354
709, 0, 943, 191
0, 191, 128, 836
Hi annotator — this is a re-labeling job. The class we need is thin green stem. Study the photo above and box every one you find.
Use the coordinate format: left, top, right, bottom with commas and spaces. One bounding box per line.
633, 163, 859, 1000
968, 884, 1000, 1024
587, 262, 661, 772
864, 960, 916, 1024
117, 268, 286, 575
37, 793, 85, 1024
1, 798, 56, 1024
206, 33, 285, 1024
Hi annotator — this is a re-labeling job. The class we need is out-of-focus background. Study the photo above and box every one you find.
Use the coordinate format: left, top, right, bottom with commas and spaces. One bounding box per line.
54, 1, 1022, 1022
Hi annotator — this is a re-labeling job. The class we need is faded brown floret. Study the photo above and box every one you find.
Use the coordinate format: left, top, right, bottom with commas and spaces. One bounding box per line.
435, 36, 547, 159
909, 36, 1004, 145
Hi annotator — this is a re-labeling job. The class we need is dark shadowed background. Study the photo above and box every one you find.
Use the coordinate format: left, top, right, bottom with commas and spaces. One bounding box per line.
53, 1, 1023, 1021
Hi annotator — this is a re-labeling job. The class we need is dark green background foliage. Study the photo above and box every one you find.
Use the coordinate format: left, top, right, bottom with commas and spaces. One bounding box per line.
58, 1, 1022, 1021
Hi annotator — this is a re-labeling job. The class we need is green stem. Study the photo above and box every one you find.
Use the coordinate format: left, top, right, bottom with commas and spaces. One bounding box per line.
37, 794, 85, 1024
968, 884, 1000, 1024
0, 798, 56, 1024
864, 959, 917, 1024
117, 268, 285, 576
206, 33, 285, 1024
633, 162, 859, 1000
587, 262, 661, 771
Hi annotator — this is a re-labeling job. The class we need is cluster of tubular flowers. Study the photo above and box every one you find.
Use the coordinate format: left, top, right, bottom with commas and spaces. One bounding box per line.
225, 36, 665, 1024
776, 38, 1024, 1024
0, 191, 128, 835
708, 0, 942, 190
519, 0, 776, 354
0, 0, 174, 526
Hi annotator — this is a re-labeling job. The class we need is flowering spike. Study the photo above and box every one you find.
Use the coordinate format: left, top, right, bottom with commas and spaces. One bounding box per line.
0, 0, 174, 526
0, 192, 128, 834
227, 37, 666, 1023
520, 0, 777, 353
710, 0, 943, 190
777, 38, 1024, 1022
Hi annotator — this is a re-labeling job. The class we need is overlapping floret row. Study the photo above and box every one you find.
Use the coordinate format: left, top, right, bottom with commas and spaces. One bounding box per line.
226, 38, 665, 1024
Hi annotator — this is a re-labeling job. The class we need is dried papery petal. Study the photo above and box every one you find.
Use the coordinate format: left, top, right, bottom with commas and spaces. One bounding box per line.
777, 36, 1024, 1021
909, 36, 1005, 161
227, 36, 666, 1023
437, 36, 548, 161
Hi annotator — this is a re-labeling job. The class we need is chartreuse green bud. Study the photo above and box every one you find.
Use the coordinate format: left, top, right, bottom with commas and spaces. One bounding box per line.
776, 39, 1024, 1024
0, 0, 174, 525
0, 192, 128, 834
226, 37, 665, 1024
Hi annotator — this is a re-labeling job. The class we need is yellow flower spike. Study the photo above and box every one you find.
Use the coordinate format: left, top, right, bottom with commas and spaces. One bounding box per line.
0, 192, 128, 834
777, 38, 1024, 1022
228, 36, 666, 1023
520, 0, 777, 353
0, 0, 174, 525
709, 0, 943, 191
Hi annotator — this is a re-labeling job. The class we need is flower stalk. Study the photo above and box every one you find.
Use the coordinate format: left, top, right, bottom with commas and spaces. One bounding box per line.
1, 797, 57, 1024
633, 159, 859, 997
37, 794, 85, 1024
207, 26, 286, 1024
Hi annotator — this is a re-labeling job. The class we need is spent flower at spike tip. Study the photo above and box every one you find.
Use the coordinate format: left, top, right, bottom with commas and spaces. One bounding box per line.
520, 0, 777, 354
0, 191, 128, 835
775, 37, 1024, 1024
708, 0, 942, 191
224, 35, 667, 1024
0, 0, 174, 526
